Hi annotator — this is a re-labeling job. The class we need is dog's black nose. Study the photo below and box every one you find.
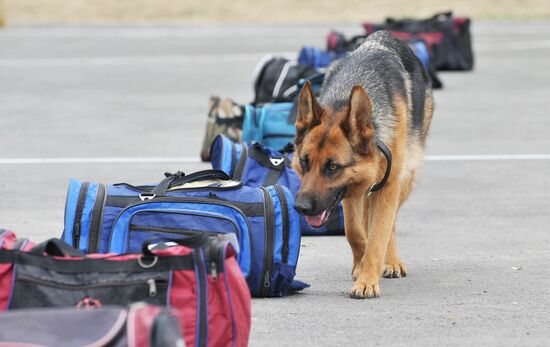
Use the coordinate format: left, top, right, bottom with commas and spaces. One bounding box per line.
294, 196, 314, 215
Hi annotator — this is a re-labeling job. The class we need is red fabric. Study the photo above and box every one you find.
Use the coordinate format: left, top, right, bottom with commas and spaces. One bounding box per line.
388, 31, 443, 50
0, 264, 13, 311
326, 31, 339, 51
224, 257, 251, 347
170, 250, 251, 347
170, 269, 199, 347
129, 304, 163, 347
0, 230, 17, 250
453, 17, 468, 34
363, 22, 375, 34
1, 231, 18, 310
360, 22, 445, 50
206, 273, 233, 347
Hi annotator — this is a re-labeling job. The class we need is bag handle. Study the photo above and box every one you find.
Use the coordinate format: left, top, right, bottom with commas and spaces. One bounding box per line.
248, 143, 288, 170
141, 233, 210, 258
30, 238, 83, 257
147, 170, 232, 196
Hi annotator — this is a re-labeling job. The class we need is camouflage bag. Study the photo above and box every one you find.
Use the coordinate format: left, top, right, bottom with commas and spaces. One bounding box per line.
200, 96, 244, 161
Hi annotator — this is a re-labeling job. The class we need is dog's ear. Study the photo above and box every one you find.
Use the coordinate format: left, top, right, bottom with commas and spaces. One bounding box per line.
340, 85, 374, 156
295, 81, 323, 146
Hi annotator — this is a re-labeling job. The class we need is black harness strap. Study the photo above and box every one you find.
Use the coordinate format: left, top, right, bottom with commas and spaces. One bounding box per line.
367, 141, 392, 196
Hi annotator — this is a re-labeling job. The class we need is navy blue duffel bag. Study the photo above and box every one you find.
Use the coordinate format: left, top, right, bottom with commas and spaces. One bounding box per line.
211, 134, 345, 236
61, 170, 305, 297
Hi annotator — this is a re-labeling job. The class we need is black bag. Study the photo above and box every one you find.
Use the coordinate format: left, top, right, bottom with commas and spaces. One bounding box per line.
363, 11, 474, 71
253, 56, 318, 105
0, 303, 184, 347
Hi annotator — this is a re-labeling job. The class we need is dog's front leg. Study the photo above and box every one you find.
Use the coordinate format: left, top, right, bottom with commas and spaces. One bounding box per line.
350, 183, 400, 299
342, 196, 368, 280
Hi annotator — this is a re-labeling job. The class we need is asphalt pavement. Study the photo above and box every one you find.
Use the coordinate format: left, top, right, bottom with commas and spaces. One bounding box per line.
0, 21, 549, 346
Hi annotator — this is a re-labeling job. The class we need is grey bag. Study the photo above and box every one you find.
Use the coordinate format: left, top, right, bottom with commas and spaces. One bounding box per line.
0, 303, 185, 347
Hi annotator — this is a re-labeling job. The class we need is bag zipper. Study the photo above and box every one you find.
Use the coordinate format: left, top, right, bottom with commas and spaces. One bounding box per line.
17, 274, 167, 298
108, 197, 252, 255
259, 187, 274, 296
130, 225, 225, 237
125, 210, 241, 252
114, 182, 244, 193
273, 185, 290, 264
88, 183, 106, 253
73, 182, 89, 249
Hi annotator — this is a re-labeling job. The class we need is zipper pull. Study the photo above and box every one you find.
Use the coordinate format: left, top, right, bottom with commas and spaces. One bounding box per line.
210, 262, 218, 281
263, 271, 271, 288
147, 279, 157, 297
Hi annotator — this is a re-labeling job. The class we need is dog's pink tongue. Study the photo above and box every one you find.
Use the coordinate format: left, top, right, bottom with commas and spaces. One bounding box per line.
304, 210, 327, 228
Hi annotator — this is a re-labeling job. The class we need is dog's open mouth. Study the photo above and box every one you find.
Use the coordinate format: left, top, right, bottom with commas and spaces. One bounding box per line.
304, 210, 331, 228
303, 188, 346, 228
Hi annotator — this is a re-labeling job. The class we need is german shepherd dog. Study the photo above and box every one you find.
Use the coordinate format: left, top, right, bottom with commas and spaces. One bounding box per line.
292, 31, 434, 299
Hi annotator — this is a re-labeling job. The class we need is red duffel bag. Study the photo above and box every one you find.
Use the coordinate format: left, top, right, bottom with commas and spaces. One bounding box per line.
0, 229, 251, 347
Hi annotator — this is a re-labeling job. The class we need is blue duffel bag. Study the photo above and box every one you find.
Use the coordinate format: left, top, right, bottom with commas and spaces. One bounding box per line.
241, 102, 296, 151
61, 169, 305, 297
297, 46, 347, 69
242, 74, 324, 151
211, 134, 345, 236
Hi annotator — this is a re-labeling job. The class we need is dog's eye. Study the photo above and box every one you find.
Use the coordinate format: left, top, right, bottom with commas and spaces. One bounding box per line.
299, 155, 309, 171
328, 163, 339, 171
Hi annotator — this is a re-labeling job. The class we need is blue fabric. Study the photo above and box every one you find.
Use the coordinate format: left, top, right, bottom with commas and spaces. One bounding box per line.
109, 202, 252, 278
98, 206, 123, 253
266, 186, 284, 265
62, 170, 303, 297
210, 135, 233, 176
242, 103, 295, 151
211, 135, 345, 236
298, 46, 346, 69
77, 183, 98, 251
62, 179, 82, 245
407, 40, 430, 68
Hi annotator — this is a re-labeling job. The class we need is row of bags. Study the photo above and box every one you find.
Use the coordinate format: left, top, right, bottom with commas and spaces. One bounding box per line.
1, 150, 319, 346
200, 11, 474, 161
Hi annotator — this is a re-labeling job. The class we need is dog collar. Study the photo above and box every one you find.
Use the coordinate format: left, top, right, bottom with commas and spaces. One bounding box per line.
366, 140, 392, 197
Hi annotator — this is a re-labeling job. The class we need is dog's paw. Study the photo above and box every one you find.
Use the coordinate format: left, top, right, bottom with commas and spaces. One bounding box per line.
350, 275, 380, 299
383, 261, 407, 278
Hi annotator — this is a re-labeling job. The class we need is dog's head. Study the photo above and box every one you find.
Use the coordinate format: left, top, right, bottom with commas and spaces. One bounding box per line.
292, 82, 381, 227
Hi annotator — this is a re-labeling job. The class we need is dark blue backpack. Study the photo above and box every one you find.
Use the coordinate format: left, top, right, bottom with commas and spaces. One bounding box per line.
211, 135, 345, 236
61, 170, 305, 297
297, 46, 347, 69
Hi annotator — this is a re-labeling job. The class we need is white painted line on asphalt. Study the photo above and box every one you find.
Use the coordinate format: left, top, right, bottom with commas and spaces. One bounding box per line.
0, 52, 297, 67
476, 39, 550, 51
425, 154, 550, 161
0, 154, 549, 165
0, 38, 548, 68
